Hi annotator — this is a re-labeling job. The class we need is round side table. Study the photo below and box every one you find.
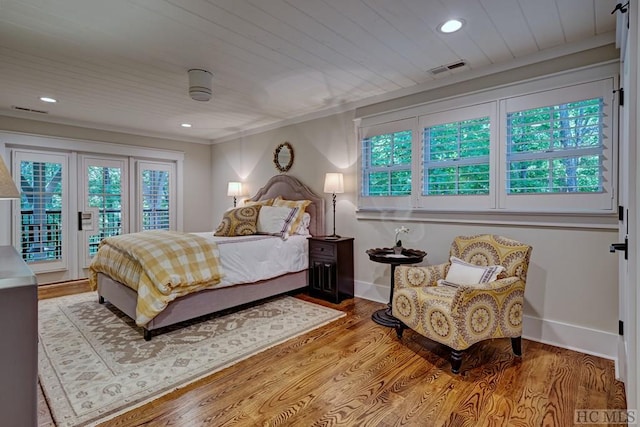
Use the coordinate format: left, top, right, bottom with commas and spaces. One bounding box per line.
366, 247, 426, 328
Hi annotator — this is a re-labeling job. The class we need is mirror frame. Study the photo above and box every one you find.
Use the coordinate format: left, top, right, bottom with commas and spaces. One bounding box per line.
273, 142, 294, 173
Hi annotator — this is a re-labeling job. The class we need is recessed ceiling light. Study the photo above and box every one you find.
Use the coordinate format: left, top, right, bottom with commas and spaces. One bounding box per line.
438, 19, 464, 34
181, 123, 192, 128
39, 97, 57, 103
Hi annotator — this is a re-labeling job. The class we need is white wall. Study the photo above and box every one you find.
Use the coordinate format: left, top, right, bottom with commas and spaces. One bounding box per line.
0, 116, 214, 233
212, 107, 619, 361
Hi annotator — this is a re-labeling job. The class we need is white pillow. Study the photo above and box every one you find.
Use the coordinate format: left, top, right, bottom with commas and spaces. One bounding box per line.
257, 206, 299, 239
293, 212, 311, 236
444, 256, 505, 286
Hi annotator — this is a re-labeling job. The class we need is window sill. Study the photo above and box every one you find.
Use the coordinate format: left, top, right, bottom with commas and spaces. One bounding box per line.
355, 208, 618, 230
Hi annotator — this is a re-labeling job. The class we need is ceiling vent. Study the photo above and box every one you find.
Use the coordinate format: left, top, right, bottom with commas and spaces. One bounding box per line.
11, 106, 49, 114
428, 60, 467, 75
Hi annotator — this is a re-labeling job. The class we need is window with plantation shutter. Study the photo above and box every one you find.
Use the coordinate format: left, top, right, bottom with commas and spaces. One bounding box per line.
416, 102, 496, 211
423, 116, 491, 195
506, 98, 603, 194
138, 161, 175, 231
14, 151, 68, 272
87, 163, 124, 257
357, 66, 616, 215
359, 118, 414, 210
500, 79, 614, 212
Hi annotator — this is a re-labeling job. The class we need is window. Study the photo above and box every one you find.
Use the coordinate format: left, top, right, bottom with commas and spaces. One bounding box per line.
137, 161, 176, 231
500, 79, 614, 212
506, 98, 603, 194
87, 163, 123, 257
14, 150, 68, 272
423, 116, 491, 195
416, 102, 497, 211
357, 71, 615, 214
362, 130, 411, 196
359, 118, 415, 209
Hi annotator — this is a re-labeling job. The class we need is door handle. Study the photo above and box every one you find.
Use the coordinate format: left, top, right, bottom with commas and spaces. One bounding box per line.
609, 238, 628, 260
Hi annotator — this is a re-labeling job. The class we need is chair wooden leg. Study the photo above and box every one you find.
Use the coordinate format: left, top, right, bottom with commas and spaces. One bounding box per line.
450, 349, 463, 374
394, 324, 406, 339
511, 336, 522, 356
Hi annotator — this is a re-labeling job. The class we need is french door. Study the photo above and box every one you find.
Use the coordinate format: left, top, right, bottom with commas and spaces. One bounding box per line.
13, 150, 70, 283
78, 155, 128, 275
11, 148, 178, 284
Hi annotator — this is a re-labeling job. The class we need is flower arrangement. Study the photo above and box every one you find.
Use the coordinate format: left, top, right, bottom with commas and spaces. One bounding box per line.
394, 226, 410, 247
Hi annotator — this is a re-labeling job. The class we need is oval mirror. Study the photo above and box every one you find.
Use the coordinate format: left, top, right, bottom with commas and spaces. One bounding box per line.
273, 142, 294, 173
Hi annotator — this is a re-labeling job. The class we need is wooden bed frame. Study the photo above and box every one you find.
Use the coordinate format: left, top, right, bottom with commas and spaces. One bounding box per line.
97, 174, 325, 340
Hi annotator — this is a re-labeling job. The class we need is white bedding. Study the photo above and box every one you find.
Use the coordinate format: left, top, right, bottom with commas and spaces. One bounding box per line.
191, 233, 309, 287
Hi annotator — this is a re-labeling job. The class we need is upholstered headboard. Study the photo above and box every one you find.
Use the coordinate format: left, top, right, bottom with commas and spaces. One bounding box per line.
248, 175, 325, 237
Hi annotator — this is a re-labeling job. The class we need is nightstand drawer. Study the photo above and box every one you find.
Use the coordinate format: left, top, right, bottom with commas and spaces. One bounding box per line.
310, 242, 336, 258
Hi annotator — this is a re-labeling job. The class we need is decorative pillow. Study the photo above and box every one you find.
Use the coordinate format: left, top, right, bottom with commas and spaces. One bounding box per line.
272, 197, 311, 233
293, 212, 311, 236
244, 198, 274, 207
257, 206, 299, 239
443, 256, 505, 287
214, 206, 261, 237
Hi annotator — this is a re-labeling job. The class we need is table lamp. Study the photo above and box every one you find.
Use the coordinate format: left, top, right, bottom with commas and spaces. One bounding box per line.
323, 172, 344, 240
227, 181, 243, 207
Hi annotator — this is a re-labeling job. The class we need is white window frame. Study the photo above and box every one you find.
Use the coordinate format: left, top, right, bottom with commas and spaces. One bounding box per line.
358, 118, 417, 210
417, 102, 497, 211
12, 149, 69, 273
499, 79, 615, 212
136, 160, 176, 231
356, 63, 618, 215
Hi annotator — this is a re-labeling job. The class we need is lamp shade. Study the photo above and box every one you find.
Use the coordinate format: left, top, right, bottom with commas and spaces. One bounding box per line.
0, 157, 19, 199
323, 173, 344, 194
227, 181, 243, 197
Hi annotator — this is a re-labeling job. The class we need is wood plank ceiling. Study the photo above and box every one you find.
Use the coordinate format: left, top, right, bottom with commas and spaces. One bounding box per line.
0, 0, 617, 143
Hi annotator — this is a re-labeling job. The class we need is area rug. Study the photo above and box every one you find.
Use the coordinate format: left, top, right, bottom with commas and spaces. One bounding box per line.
38, 292, 344, 427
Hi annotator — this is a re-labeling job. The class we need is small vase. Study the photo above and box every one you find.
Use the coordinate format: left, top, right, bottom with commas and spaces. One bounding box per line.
393, 246, 403, 255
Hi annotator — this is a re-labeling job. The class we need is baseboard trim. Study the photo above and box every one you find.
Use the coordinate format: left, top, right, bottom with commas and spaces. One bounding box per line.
355, 281, 618, 364
522, 315, 618, 362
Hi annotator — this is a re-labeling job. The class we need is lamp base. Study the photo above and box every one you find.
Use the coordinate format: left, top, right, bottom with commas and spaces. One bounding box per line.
324, 234, 341, 240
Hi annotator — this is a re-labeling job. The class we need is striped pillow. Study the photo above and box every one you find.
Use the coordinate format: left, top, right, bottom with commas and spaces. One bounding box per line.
256, 206, 299, 240
272, 197, 311, 235
443, 256, 505, 287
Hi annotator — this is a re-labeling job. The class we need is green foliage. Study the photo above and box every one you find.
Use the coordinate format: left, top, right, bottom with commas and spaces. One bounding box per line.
363, 130, 411, 196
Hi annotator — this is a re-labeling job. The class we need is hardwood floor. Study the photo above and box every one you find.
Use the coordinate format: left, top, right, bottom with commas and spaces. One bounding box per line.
38, 292, 626, 426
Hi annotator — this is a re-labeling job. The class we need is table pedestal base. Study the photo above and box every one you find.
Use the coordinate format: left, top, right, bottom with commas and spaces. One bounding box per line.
371, 306, 401, 328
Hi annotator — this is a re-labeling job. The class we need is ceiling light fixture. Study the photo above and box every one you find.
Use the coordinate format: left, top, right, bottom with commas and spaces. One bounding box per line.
438, 19, 464, 34
181, 123, 192, 128
188, 69, 213, 102
39, 97, 57, 103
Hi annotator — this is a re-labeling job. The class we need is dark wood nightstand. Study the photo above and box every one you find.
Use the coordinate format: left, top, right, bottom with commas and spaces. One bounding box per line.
308, 236, 354, 303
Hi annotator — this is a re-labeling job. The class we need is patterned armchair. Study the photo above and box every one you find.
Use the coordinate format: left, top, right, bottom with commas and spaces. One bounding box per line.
391, 234, 532, 373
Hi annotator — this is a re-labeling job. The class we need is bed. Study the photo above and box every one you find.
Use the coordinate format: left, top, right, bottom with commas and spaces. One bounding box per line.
92, 174, 324, 340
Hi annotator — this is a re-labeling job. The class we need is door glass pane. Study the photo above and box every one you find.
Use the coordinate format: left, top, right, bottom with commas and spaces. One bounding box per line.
141, 169, 170, 230
19, 161, 63, 263
87, 166, 122, 257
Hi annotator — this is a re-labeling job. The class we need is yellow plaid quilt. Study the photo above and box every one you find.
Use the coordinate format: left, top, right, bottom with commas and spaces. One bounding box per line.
89, 230, 225, 326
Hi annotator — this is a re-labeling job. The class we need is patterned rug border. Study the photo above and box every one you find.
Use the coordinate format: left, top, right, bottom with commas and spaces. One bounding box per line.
38, 292, 345, 427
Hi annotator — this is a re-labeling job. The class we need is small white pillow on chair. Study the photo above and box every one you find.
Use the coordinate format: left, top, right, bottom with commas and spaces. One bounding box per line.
444, 256, 505, 286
